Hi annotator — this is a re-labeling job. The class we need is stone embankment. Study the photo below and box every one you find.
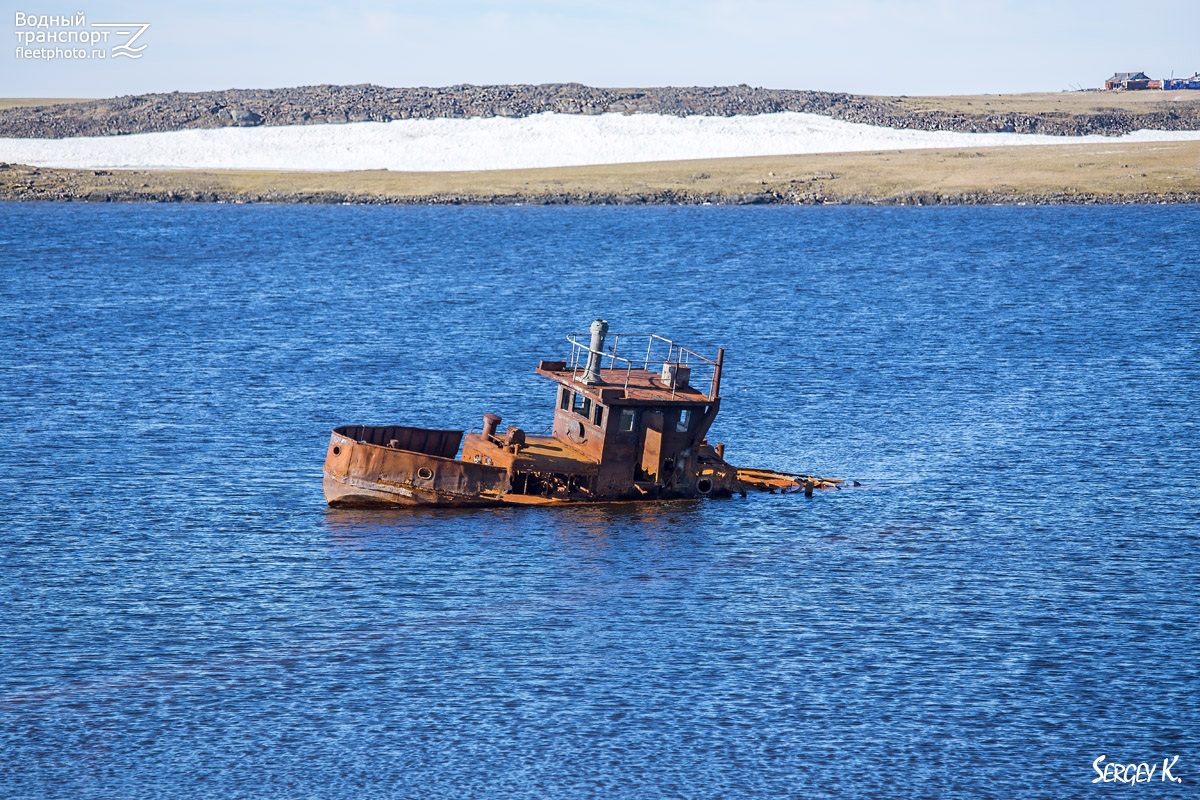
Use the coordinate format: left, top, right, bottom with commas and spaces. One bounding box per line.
2, 83, 1199, 138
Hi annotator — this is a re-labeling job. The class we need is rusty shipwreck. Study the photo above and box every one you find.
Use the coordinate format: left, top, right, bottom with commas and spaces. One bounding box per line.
323, 321, 840, 507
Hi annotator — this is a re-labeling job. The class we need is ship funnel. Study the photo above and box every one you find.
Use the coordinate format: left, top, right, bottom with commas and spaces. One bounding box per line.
580, 319, 608, 385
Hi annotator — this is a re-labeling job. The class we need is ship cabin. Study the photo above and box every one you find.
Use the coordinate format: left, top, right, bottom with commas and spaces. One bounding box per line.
460, 321, 725, 502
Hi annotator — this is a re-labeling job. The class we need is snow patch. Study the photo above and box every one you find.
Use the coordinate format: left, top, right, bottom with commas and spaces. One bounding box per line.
2, 112, 1198, 172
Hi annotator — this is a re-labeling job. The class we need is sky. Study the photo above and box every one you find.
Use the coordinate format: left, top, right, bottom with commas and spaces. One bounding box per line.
4, 0, 1197, 98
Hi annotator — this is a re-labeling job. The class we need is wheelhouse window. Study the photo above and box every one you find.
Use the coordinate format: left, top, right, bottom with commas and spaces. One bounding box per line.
560, 387, 571, 411
593, 404, 604, 427
573, 392, 591, 420
619, 409, 635, 432
677, 408, 691, 432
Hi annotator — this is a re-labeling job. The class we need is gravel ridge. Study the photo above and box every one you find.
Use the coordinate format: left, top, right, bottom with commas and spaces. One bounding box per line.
3, 83, 1199, 139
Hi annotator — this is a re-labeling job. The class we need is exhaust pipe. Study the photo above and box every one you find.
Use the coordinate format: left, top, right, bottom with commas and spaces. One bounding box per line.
580, 318, 608, 385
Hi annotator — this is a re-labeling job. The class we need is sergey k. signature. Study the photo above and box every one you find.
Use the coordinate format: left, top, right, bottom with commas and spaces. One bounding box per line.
1093, 755, 1182, 785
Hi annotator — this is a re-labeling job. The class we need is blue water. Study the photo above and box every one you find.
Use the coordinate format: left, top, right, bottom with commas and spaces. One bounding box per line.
1, 203, 1196, 799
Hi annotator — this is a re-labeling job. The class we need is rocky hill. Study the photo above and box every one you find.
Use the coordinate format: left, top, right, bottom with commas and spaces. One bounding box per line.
2, 83, 1199, 139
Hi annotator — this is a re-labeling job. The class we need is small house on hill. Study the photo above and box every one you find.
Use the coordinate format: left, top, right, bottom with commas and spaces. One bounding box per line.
1106, 72, 1151, 90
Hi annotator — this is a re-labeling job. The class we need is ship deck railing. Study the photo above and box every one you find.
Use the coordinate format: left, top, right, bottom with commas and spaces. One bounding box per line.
564, 332, 721, 400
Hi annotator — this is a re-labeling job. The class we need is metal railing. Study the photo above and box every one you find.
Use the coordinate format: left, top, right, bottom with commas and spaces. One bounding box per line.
564, 331, 721, 400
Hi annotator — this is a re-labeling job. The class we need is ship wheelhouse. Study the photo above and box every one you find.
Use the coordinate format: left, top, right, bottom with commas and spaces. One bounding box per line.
460, 320, 728, 502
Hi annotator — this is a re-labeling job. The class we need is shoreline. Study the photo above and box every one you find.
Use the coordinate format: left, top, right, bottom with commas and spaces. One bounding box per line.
3, 140, 1197, 206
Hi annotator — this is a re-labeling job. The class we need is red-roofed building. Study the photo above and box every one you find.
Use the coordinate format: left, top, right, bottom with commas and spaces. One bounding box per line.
1106, 72, 1151, 90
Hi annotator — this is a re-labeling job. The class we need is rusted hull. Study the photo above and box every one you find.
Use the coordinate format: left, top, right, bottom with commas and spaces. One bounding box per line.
734, 468, 843, 493
323, 428, 840, 508
322, 474, 505, 507
323, 429, 509, 508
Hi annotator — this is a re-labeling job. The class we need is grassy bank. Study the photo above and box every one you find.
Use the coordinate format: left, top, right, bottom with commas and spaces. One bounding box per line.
0, 98, 92, 110
2, 140, 1197, 205
878, 90, 1200, 114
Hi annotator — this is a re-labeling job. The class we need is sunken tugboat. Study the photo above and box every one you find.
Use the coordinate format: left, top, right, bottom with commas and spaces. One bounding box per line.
323, 321, 840, 507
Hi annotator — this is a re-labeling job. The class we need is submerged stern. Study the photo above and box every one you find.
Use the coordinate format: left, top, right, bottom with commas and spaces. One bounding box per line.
323, 425, 509, 508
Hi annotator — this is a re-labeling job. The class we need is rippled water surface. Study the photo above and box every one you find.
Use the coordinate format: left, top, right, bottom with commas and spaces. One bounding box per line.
1, 203, 1197, 798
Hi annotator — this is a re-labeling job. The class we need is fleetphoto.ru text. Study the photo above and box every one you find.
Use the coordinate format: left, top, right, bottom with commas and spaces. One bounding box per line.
13, 11, 149, 61
1093, 755, 1183, 785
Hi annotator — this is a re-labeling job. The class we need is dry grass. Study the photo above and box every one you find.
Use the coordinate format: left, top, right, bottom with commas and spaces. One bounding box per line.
0, 97, 93, 110
875, 91, 1200, 114
3, 140, 1197, 203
